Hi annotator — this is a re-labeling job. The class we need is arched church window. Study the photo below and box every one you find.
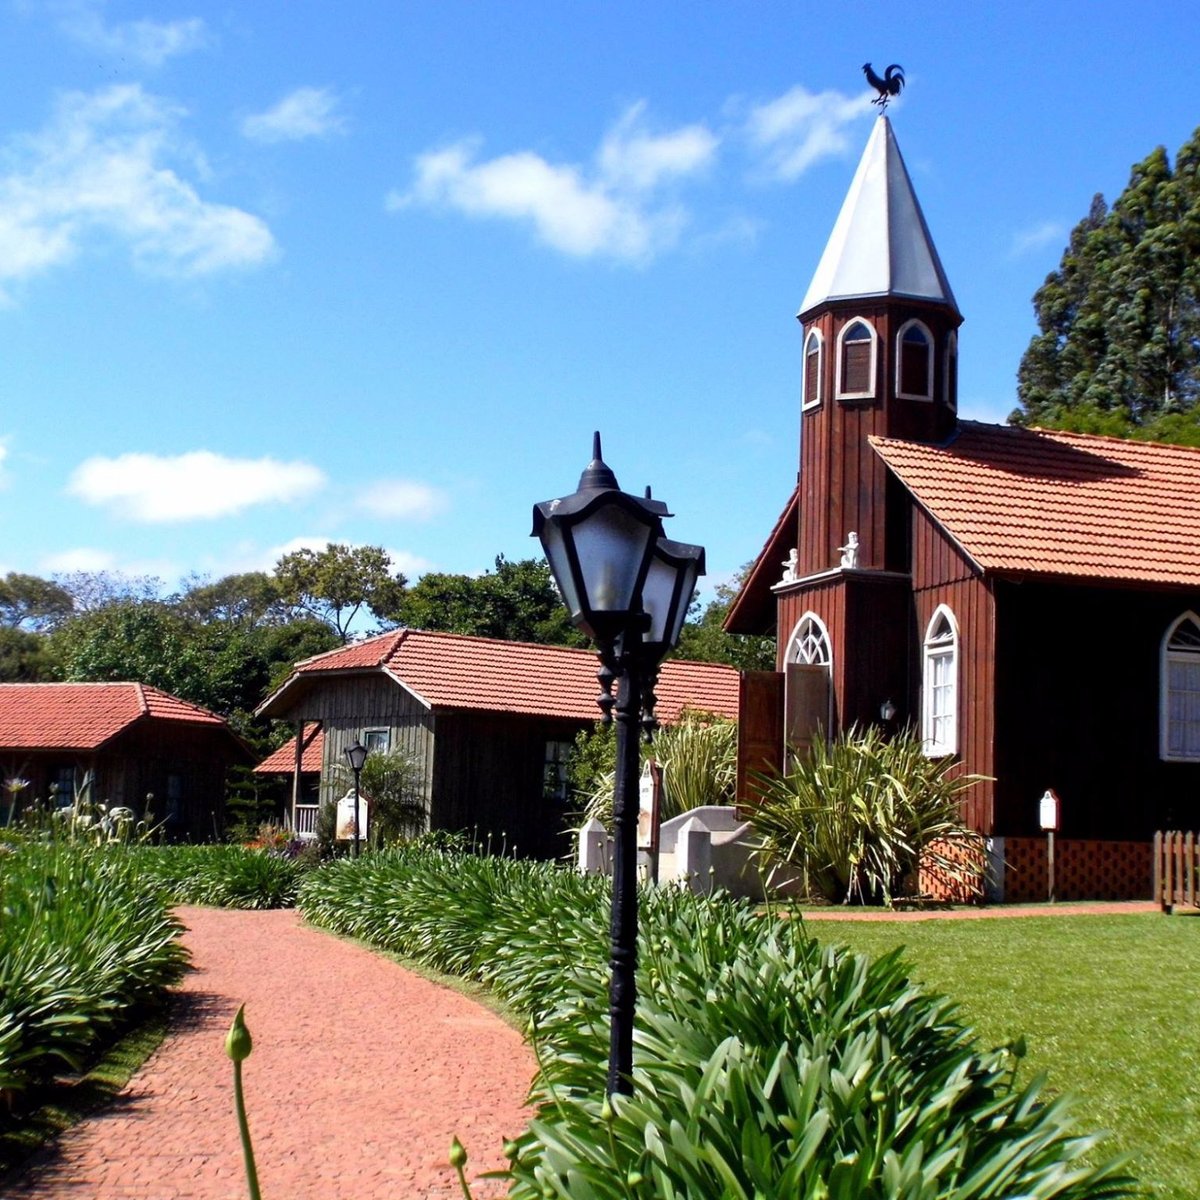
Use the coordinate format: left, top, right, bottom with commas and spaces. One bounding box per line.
943, 330, 958, 410
788, 614, 832, 667
802, 329, 823, 410
836, 319, 876, 400
897, 319, 933, 400
922, 605, 958, 756
1162, 613, 1200, 761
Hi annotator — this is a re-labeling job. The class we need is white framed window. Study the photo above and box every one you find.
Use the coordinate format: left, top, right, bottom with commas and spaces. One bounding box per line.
922, 605, 958, 756
1162, 613, 1200, 761
835, 318, 877, 400
802, 329, 824, 411
363, 728, 391, 754
896, 319, 934, 400
786, 612, 832, 667
943, 330, 958, 410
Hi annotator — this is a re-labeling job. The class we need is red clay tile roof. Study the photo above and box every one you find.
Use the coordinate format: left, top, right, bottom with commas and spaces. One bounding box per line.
262, 629, 740, 723
255, 724, 324, 774
0, 682, 227, 751
871, 421, 1200, 586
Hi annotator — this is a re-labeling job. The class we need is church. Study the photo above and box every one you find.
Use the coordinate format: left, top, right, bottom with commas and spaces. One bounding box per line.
725, 115, 1200, 901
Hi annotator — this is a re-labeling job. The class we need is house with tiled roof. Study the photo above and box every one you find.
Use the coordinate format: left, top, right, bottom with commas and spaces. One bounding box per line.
0, 682, 251, 840
256, 628, 739, 857
725, 115, 1198, 901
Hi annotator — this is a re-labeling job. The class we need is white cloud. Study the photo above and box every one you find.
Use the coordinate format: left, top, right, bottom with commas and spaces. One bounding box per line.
391, 103, 717, 263
241, 87, 347, 144
1011, 220, 1065, 257
0, 84, 275, 296
40, 546, 116, 573
53, 2, 209, 67
386, 549, 437, 579
67, 451, 326, 522
357, 479, 447, 521
744, 85, 872, 180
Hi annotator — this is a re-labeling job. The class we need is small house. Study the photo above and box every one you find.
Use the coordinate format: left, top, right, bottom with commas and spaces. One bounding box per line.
256, 628, 740, 858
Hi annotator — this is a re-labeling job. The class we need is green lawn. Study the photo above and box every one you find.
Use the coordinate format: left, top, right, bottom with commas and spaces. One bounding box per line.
806, 912, 1200, 1200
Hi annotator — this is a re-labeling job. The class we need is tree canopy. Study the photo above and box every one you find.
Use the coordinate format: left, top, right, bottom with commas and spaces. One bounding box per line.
390, 555, 587, 647
672, 567, 776, 672
1014, 125, 1200, 441
273, 543, 407, 642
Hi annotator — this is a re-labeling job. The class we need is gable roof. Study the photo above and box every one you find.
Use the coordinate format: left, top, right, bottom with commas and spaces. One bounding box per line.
872, 421, 1200, 587
798, 115, 959, 320
255, 724, 324, 775
0, 682, 229, 752
723, 487, 798, 635
258, 629, 740, 723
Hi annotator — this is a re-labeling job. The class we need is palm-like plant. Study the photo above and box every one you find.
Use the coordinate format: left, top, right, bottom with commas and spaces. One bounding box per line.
750, 725, 985, 905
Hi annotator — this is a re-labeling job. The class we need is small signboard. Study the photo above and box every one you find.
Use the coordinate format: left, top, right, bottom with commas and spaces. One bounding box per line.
637, 761, 662, 853
335, 791, 368, 842
1038, 789, 1060, 832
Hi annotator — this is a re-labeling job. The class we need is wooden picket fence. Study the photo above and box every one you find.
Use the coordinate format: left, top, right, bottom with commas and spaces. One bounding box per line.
1154, 831, 1200, 912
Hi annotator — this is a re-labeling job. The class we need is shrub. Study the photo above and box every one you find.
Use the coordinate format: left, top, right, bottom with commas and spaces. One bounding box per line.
0, 841, 188, 1108
129, 844, 307, 909
297, 850, 1133, 1198
750, 726, 984, 905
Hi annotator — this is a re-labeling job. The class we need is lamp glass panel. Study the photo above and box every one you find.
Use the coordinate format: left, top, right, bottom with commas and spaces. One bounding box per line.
665, 560, 700, 647
538, 519, 583, 619
571, 505, 655, 614
642, 553, 678, 644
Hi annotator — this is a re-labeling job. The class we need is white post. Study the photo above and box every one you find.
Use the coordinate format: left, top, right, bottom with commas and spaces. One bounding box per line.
578, 818, 609, 876
675, 815, 712, 894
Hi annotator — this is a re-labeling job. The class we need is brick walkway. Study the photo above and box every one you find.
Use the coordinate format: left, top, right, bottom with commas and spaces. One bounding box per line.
6, 907, 534, 1200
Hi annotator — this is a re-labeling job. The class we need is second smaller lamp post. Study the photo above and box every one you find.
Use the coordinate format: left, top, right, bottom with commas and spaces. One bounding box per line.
534, 433, 704, 1096
344, 739, 368, 857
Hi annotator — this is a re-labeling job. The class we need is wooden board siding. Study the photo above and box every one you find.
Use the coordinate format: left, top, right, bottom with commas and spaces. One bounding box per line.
911, 505, 996, 834
994, 579, 1200, 841
430, 712, 588, 859
736, 671, 784, 806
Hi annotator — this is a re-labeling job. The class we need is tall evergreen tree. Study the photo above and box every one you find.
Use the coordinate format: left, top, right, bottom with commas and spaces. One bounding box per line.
1013, 125, 1200, 441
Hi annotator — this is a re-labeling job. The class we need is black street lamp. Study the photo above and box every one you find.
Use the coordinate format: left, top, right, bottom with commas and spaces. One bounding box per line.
534, 432, 704, 1096
344, 739, 368, 857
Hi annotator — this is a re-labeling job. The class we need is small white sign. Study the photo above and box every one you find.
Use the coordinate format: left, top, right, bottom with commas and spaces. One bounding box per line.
336, 791, 368, 842
1038, 788, 1060, 831
637, 761, 660, 851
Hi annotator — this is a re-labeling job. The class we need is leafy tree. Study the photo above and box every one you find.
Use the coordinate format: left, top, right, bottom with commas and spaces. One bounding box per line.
274, 543, 407, 642
177, 572, 288, 628
0, 627, 49, 681
391, 555, 587, 646
53, 570, 164, 613
0, 573, 74, 631
672, 567, 775, 671
1014, 124, 1200, 440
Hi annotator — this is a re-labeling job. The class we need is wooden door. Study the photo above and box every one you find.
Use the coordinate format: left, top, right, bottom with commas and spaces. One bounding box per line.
736, 671, 783, 809
786, 663, 830, 761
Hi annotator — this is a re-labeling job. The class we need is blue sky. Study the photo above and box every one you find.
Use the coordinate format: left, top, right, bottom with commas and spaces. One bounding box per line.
2, 1, 1199, 605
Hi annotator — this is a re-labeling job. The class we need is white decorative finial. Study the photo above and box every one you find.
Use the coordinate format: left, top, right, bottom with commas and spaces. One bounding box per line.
839, 532, 859, 570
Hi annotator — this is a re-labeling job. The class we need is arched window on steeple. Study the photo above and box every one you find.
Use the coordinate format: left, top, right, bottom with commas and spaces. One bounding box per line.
802, 329, 823, 411
836, 319, 876, 400
896, 319, 933, 400
1162, 613, 1200, 761
943, 330, 958, 410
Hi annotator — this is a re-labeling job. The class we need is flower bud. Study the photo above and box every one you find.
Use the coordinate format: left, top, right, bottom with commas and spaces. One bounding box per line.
225, 1004, 252, 1063
449, 1135, 467, 1169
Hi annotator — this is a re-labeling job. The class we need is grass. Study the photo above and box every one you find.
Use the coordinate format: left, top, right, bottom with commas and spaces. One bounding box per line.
807, 912, 1200, 1200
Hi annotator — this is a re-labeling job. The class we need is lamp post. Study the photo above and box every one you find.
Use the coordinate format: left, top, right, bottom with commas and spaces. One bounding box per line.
534, 433, 704, 1096
344, 740, 368, 857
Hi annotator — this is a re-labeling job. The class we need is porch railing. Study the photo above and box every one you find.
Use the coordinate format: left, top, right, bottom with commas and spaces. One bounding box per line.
1154, 830, 1200, 911
293, 804, 320, 840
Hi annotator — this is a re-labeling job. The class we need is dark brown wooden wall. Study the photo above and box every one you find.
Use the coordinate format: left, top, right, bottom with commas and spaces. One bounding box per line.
430, 712, 589, 860
910, 506, 996, 833
994, 579, 1200, 840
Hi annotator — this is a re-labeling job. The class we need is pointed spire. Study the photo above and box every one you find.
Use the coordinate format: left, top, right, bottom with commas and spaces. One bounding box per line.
798, 116, 959, 320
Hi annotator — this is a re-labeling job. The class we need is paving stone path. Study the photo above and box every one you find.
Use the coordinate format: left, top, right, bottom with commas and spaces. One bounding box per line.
6, 907, 535, 1200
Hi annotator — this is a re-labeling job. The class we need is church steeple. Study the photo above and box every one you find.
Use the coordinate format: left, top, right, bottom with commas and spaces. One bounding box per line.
793, 113, 961, 580
798, 116, 959, 321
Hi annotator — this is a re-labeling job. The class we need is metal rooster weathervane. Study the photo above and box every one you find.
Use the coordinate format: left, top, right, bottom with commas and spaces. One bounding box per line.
863, 62, 905, 112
